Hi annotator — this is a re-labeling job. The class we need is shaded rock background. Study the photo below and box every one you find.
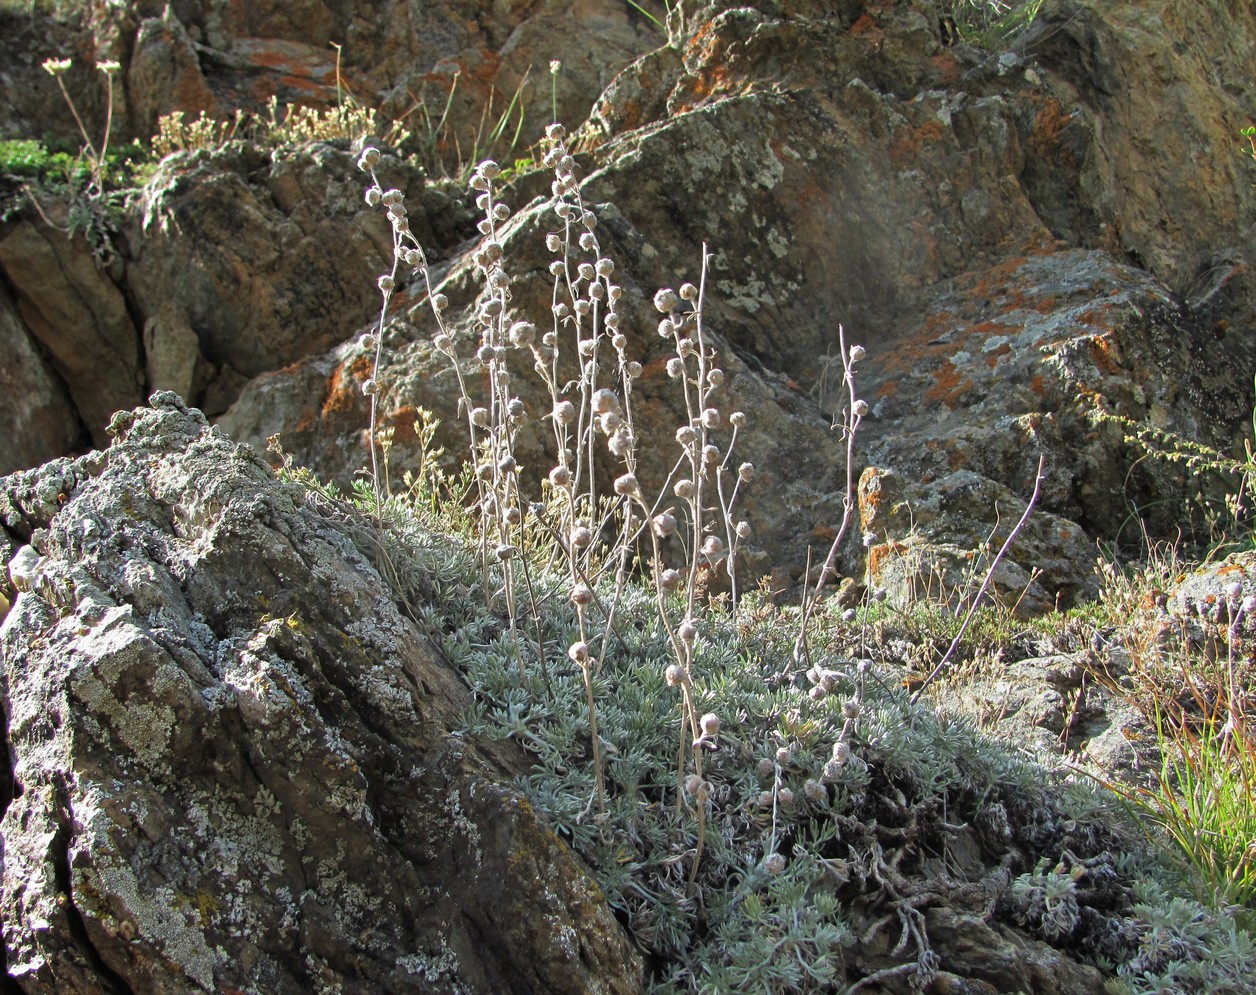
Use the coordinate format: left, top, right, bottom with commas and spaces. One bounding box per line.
0, 394, 644, 994
1, 0, 1254, 605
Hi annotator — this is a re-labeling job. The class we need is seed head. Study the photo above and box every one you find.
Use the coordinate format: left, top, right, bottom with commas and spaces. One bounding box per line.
365, 187, 382, 207
613, 472, 640, 497
431, 293, 449, 311
852, 399, 869, 418
849, 344, 866, 362
553, 400, 577, 425
592, 388, 621, 415
679, 282, 699, 301
700, 407, 721, 429
607, 428, 634, 456
702, 444, 721, 465
729, 411, 747, 428
778, 787, 795, 807
361, 379, 378, 396
549, 465, 571, 488
381, 188, 404, 206
595, 257, 614, 277
735, 520, 752, 540
570, 583, 594, 606
678, 618, 698, 644
568, 641, 589, 662
862, 531, 877, 548
665, 663, 689, 686
674, 479, 696, 500
477, 159, 501, 179
653, 512, 678, 538
626, 361, 643, 379
377, 275, 394, 292
775, 746, 793, 766
495, 543, 516, 560
658, 568, 682, 591
666, 357, 685, 379
470, 407, 490, 428
546, 122, 566, 141
653, 288, 680, 313
843, 700, 862, 720
509, 321, 536, 347
804, 779, 827, 802
738, 462, 755, 482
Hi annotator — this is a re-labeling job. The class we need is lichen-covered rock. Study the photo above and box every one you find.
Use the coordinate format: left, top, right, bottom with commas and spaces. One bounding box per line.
0, 394, 643, 994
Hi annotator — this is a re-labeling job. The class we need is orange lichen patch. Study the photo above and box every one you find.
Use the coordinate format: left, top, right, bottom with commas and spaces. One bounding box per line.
687, 64, 731, 103
984, 342, 1012, 368
322, 354, 373, 421
968, 319, 1018, 337
930, 51, 961, 87
293, 404, 321, 434
381, 405, 422, 446
889, 120, 944, 169
876, 379, 898, 400
923, 360, 973, 408
849, 13, 884, 46
1088, 334, 1122, 376
1028, 98, 1075, 164
1029, 373, 1047, 396
867, 540, 908, 577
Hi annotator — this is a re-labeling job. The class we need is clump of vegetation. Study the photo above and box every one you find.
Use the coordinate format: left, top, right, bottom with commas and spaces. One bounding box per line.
315, 109, 1256, 988
0, 56, 144, 256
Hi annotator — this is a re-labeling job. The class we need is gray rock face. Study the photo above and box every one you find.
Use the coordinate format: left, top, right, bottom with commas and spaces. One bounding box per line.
0, 394, 643, 994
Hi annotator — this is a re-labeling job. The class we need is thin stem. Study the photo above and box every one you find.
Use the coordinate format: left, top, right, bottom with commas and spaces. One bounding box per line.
910, 453, 1047, 702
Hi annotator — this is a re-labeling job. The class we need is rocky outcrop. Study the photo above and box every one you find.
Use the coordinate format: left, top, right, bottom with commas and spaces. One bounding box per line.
0, 394, 643, 994
1, 0, 1253, 608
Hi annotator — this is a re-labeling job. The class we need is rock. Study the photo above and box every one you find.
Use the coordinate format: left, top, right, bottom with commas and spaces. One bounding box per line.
0, 222, 143, 449
127, 8, 221, 140
0, 394, 644, 994
0, 284, 84, 475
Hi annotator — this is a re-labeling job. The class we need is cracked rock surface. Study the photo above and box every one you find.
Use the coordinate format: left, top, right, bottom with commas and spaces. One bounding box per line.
0, 393, 643, 994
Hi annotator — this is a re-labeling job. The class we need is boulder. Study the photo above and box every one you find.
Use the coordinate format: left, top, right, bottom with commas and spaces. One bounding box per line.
0, 394, 643, 994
